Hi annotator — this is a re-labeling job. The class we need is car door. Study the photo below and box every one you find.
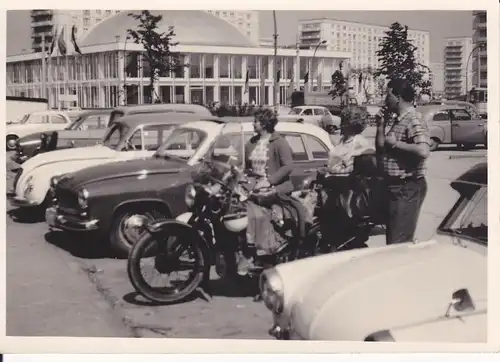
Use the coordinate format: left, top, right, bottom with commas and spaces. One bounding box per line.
430, 110, 452, 143
281, 133, 320, 190
313, 108, 325, 126
450, 108, 485, 144
300, 108, 315, 125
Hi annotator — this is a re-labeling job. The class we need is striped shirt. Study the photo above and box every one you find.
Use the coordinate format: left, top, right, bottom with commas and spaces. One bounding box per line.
382, 108, 431, 178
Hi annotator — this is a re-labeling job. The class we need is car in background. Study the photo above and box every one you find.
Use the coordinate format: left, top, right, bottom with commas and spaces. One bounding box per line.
279, 105, 341, 134
6, 110, 73, 151
417, 104, 487, 151
260, 162, 487, 342
11, 109, 113, 165
45, 119, 335, 257
8, 112, 219, 214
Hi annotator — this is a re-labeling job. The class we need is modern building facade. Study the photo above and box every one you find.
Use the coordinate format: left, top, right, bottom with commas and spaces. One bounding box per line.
443, 37, 473, 99
298, 18, 430, 97
8, 11, 350, 109
429, 61, 444, 96
206, 10, 260, 45
472, 10, 487, 89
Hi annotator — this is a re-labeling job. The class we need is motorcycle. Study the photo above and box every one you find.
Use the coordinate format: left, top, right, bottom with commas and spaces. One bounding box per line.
126, 158, 321, 304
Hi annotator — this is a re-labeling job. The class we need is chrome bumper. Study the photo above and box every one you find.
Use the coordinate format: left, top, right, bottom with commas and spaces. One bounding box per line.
6, 191, 39, 208
45, 206, 100, 232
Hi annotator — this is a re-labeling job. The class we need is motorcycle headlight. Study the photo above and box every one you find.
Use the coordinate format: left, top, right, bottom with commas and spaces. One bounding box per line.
23, 175, 34, 197
259, 269, 285, 314
78, 188, 89, 209
185, 184, 196, 207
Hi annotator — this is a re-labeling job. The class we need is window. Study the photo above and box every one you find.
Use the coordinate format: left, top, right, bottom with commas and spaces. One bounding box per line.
219, 55, 230, 78
205, 54, 214, 78
142, 124, 177, 150
50, 115, 68, 124
284, 134, 308, 161
156, 128, 207, 160
304, 134, 329, 159
433, 111, 450, 121
210, 133, 253, 165
450, 109, 472, 121
302, 108, 313, 116
313, 108, 325, 116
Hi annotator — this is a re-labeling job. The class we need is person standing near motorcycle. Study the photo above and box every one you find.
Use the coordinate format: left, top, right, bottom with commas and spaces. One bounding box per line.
375, 78, 431, 245
237, 108, 294, 275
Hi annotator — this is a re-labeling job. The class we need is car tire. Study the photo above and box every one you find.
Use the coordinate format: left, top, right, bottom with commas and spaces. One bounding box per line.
6, 135, 18, 151
429, 137, 440, 152
110, 206, 169, 259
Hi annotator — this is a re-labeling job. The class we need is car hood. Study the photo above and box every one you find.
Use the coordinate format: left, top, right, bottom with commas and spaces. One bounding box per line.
18, 132, 44, 144
21, 145, 117, 172
291, 238, 487, 342
59, 156, 192, 189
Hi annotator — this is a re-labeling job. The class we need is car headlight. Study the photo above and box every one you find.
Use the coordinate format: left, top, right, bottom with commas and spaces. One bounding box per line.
23, 175, 34, 197
78, 188, 89, 209
185, 184, 196, 207
259, 269, 284, 314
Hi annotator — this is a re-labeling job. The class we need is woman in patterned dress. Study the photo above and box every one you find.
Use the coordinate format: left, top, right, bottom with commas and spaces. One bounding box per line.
237, 108, 294, 275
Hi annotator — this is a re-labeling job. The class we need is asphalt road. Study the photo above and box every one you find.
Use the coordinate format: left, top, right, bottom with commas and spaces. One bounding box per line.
5, 145, 487, 338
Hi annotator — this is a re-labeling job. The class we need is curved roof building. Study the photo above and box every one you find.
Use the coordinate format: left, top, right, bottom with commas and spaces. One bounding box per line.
81, 10, 256, 48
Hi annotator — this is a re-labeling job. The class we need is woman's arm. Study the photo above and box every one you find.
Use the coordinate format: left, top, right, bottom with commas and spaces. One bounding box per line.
268, 138, 293, 185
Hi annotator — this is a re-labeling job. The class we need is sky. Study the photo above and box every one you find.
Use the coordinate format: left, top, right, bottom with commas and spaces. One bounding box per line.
7, 10, 474, 62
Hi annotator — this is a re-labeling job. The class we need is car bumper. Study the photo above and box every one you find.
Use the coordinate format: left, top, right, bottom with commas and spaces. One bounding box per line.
45, 206, 100, 232
6, 191, 40, 208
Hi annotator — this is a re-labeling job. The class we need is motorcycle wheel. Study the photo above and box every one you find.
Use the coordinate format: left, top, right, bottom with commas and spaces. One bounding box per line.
127, 229, 208, 304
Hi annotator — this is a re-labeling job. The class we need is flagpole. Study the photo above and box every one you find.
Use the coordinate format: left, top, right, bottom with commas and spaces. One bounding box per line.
41, 33, 47, 100
272, 10, 278, 112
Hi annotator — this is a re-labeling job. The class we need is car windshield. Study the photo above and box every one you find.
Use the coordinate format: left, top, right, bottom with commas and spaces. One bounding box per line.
102, 122, 129, 149
440, 186, 487, 246
289, 108, 302, 115
67, 116, 84, 130
154, 127, 207, 161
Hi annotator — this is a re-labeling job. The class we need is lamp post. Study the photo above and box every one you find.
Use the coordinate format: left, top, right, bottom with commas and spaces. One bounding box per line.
272, 10, 279, 112
465, 42, 485, 100
310, 39, 326, 92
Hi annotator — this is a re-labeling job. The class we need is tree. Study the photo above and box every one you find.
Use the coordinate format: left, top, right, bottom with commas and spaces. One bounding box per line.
127, 10, 185, 103
374, 22, 432, 98
351, 66, 374, 103
329, 62, 348, 106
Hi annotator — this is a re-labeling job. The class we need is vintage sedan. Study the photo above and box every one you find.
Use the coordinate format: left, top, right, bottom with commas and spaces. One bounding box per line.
418, 104, 487, 151
45, 120, 335, 257
260, 162, 487, 342
11, 109, 113, 164
279, 105, 341, 133
8, 112, 219, 212
6, 110, 73, 151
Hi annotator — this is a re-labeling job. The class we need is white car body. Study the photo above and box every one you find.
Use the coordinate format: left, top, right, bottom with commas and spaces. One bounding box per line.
6, 110, 72, 140
260, 163, 487, 342
279, 106, 341, 130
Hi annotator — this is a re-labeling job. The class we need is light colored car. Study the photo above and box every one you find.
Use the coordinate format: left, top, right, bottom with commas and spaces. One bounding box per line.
6, 110, 73, 151
279, 106, 341, 134
260, 162, 487, 342
418, 105, 487, 151
7, 113, 219, 210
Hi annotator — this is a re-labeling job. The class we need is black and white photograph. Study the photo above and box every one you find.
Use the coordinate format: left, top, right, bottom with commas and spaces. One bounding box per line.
3, 4, 494, 351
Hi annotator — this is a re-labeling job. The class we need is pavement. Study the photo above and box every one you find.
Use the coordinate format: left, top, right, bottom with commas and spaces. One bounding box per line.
5, 144, 487, 338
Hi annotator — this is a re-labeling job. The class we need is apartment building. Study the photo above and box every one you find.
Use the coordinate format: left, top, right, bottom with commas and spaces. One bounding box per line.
30, 9, 119, 52
472, 10, 487, 89
206, 10, 260, 45
443, 37, 473, 99
429, 61, 444, 95
298, 18, 430, 96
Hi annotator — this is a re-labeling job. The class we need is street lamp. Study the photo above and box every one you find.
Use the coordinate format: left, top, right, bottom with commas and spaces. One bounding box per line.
465, 42, 486, 99
310, 40, 327, 91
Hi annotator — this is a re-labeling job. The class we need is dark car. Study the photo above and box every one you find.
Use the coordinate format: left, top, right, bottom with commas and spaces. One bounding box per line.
45, 119, 336, 258
11, 109, 112, 165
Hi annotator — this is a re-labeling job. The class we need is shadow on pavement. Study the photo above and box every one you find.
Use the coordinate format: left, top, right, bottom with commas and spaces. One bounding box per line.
7, 207, 46, 224
44, 230, 112, 259
123, 290, 200, 307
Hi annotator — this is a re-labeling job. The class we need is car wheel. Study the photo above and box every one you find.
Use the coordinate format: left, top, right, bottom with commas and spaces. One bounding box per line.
110, 207, 169, 259
6, 135, 18, 151
429, 137, 440, 152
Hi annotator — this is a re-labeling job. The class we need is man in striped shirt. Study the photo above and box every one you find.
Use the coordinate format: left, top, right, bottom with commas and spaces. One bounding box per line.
375, 79, 431, 245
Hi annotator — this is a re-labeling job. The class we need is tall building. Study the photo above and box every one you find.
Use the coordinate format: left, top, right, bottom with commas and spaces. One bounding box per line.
443, 37, 473, 99
429, 61, 445, 96
472, 10, 487, 89
30, 10, 120, 52
298, 18, 430, 96
206, 10, 260, 45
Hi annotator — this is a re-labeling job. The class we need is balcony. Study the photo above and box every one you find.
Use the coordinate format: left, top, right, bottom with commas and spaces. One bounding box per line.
300, 34, 321, 41
31, 9, 53, 16
31, 20, 53, 27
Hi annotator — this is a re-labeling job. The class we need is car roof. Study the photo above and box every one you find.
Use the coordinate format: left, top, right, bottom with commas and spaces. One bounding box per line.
112, 103, 212, 116
77, 109, 113, 117
115, 113, 222, 128
417, 104, 469, 113
451, 162, 487, 194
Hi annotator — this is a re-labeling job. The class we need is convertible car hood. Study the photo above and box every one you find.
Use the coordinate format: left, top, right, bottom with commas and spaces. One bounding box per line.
292, 239, 487, 342
60, 156, 191, 189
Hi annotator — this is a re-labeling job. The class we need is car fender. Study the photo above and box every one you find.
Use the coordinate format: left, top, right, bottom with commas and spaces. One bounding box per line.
428, 124, 446, 143
112, 198, 174, 220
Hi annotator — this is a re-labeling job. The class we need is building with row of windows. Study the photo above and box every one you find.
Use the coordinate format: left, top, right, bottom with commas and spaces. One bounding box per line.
7, 11, 351, 109
443, 37, 473, 99
472, 10, 487, 89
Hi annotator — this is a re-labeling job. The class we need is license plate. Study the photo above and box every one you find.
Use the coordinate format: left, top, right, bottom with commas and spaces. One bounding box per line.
45, 208, 57, 227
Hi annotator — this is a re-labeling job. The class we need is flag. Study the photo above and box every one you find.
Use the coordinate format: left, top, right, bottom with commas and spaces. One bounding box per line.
71, 25, 82, 55
58, 26, 67, 56
49, 28, 58, 56
244, 69, 249, 94
304, 71, 309, 84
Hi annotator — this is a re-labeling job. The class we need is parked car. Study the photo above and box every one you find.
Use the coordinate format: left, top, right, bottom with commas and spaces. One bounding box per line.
45, 119, 335, 257
7, 112, 219, 213
279, 105, 341, 134
6, 110, 73, 151
418, 105, 487, 151
260, 162, 487, 342
11, 109, 113, 165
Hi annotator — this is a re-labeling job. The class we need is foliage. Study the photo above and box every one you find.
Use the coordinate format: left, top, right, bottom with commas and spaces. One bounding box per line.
374, 22, 432, 97
350, 66, 375, 102
127, 10, 185, 103
329, 62, 348, 105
